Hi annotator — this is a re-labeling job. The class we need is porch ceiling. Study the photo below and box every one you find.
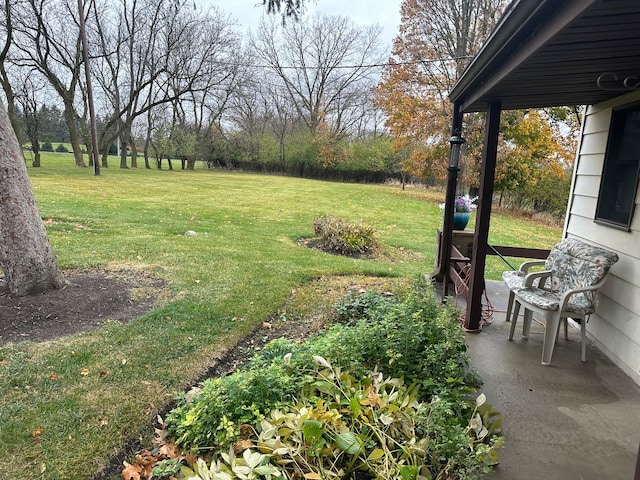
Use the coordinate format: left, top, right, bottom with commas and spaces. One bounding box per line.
450, 0, 640, 112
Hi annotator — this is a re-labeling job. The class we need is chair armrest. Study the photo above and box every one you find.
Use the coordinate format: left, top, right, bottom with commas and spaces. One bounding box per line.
558, 275, 610, 312
519, 260, 546, 273
523, 270, 552, 287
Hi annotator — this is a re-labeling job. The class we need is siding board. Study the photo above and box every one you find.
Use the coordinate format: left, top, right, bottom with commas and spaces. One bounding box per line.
588, 315, 640, 385
575, 153, 604, 175
583, 108, 612, 134
573, 175, 602, 197
579, 131, 609, 155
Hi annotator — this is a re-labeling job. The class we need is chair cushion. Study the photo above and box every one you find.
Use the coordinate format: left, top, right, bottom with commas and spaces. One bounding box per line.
544, 238, 619, 310
502, 270, 525, 290
512, 285, 595, 315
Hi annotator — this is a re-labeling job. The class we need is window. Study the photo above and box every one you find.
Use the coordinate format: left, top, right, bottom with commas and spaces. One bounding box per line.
595, 104, 640, 230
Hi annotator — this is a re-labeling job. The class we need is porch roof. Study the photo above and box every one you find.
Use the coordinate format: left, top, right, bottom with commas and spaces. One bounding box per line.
449, 0, 640, 112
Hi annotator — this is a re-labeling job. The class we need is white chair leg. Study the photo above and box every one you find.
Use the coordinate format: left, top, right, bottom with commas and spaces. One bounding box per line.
509, 300, 519, 340
506, 291, 514, 322
542, 313, 561, 366
581, 316, 588, 362
522, 308, 533, 338
512, 299, 521, 322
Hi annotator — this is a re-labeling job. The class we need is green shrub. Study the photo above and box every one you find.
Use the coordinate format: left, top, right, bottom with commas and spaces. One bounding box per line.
313, 215, 378, 255
166, 278, 484, 454
166, 362, 299, 451
41, 141, 53, 152
55, 143, 69, 152
333, 289, 392, 325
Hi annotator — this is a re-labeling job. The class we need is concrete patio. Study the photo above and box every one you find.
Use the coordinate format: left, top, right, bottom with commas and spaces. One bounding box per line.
448, 280, 640, 479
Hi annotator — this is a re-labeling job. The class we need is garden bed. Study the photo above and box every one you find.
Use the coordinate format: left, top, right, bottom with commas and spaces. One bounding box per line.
121, 277, 503, 480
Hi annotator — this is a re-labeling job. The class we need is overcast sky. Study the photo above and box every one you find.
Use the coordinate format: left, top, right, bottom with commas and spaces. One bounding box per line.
205, 0, 403, 48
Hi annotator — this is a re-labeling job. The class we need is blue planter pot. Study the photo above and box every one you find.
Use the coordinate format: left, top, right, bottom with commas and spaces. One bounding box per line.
452, 212, 471, 230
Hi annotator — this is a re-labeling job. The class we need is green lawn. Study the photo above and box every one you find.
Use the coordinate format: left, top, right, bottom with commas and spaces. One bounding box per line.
0, 152, 561, 479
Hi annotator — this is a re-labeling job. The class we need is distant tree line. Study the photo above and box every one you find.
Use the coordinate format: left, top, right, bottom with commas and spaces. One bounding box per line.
1, 0, 579, 211
1, 0, 408, 183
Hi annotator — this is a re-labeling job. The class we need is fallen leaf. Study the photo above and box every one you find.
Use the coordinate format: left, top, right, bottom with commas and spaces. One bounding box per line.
81, 369, 90, 376
99, 419, 109, 427
233, 439, 255, 455
304, 473, 322, 480
184, 452, 197, 467
368, 391, 382, 408
32, 428, 44, 437
239, 424, 254, 437
135, 449, 157, 467
262, 321, 272, 329
99, 370, 109, 378
121, 463, 143, 480
159, 441, 181, 459
49, 374, 59, 380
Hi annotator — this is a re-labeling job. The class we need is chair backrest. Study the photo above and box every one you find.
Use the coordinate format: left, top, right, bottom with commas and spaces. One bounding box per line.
544, 238, 619, 308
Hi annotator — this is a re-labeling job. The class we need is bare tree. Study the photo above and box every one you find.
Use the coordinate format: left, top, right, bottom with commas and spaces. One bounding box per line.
0, 0, 21, 134
90, 0, 241, 168
252, 13, 386, 139
9, 0, 89, 167
14, 71, 47, 167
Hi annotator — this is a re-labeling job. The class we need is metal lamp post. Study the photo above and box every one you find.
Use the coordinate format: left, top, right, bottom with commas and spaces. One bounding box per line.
441, 132, 465, 299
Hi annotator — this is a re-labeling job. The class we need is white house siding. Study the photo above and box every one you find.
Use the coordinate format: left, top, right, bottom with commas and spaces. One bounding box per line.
566, 91, 640, 386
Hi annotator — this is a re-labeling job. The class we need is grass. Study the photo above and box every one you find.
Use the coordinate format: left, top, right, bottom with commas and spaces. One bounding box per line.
0, 152, 562, 479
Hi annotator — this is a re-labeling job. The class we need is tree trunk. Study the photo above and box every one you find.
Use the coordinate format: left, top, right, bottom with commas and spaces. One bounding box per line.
130, 135, 138, 168
119, 135, 129, 169
63, 104, 87, 168
143, 144, 151, 169
101, 149, 109, 168
0, 103, 65, 296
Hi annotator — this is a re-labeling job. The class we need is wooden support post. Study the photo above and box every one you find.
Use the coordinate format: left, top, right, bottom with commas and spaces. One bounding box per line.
465, 101, 501, 331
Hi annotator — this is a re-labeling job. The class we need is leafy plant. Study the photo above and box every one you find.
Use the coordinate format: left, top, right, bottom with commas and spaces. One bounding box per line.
175, 356, 502, 480
166, 362, 299, 451
313, 215, 379, 255
333, 289, 392, 325
163, 278, 501, 480
152, 458, 183, 478
180, 448, 281, 480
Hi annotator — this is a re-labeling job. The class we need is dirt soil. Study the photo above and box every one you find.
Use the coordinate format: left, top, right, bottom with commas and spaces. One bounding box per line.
0, 269, 166, 346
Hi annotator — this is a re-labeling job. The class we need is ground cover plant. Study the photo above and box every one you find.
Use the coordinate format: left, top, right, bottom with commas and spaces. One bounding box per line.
0, 152, 561, 479
132, 278, 503, 479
